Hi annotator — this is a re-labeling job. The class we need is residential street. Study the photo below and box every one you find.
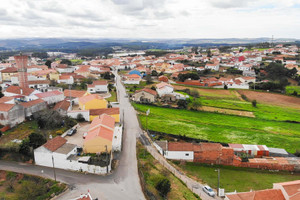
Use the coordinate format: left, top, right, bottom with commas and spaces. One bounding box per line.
0, 71, 145, 200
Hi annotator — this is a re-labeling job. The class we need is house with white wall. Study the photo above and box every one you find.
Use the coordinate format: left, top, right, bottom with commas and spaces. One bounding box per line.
87, 80, 108, 93
156, 82, 174, 97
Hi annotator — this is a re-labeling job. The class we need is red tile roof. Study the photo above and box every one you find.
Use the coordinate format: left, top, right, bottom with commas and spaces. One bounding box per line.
78, 94, 104, 104
28, 80, 50, 85
226, 189, 285, 200
168, 142, 194, 151
87, 80, 108, 88
0, 103, 15, 112
0, 96, 14, 104
85, 114, 115, 142
43, 136, 67, 152
135, 88, 157, 96
53, 100, 70, 111
35, 90, 63, 98
90, 108, 119, 116
156, 82, 173, 89
64, 89, 87, 98
274, 180, 300, 200
5, 86, 35, 96
1, 67, 17, 73
20, 99, 46, 108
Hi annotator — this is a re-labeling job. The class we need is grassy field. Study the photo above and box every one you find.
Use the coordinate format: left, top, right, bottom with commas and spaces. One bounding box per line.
133, 104, 300, 153
0, 170, 66, 200
106, 90, 117, 102
286, 86, 300, 95
172, 162, 300, 193
137, 142, 200, 200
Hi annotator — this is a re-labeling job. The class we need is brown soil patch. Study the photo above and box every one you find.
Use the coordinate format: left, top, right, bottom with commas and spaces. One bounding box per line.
238, 90, 300, 109
173, 85, 233, 96
201, 106, 255, 117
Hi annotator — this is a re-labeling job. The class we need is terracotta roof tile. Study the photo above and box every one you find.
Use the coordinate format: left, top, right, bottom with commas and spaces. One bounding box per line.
35, 91, 63, 98
0, 103, 15, 112
78, 94, 104, 104
226, 189, 285, 200
53, 100, 70, 111
5, 86, 35, 96
43, 136, 67, 152
135, 88, 157, 96
64, 89, 87, 98
90, 108, 119, 116
20, 99, 46, 108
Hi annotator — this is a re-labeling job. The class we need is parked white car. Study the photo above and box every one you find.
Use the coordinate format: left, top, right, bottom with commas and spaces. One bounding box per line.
203, 185, 216, 197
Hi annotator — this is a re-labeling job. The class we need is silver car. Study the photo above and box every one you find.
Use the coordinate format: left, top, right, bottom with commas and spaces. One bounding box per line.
203, 185, 216, 197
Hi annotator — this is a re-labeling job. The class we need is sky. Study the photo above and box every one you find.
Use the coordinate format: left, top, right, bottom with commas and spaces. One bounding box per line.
0, 0, 300, 39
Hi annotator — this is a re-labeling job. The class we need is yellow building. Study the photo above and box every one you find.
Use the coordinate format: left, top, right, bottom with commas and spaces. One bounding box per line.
78, 94, 108, 110
83, 114, 115, 153
49, 71, 59, 81
89, 108, 120, 122
1, 67, 18, 81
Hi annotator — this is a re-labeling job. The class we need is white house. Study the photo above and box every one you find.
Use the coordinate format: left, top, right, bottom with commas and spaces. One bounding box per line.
58, 75, 74, 84
87, 80, 108, 93
34, 136, 111, 174
34, 90, 65, 105
156, 82, 174, 97
205, 63, 220, 71
238, 64, 252, 71
154, 141, 194, 161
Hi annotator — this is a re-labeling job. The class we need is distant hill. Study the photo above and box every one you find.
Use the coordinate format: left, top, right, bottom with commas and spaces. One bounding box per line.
0, 37, 298, 51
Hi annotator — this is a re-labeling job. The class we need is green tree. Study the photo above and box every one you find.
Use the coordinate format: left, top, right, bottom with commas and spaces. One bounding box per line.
224, 85, 228, 90
151, 86, 156, 91
77, 113, 85, 122
45, 60, 52, 68
190, 89, 200, 98
151, 70, 158, 76
207, 49, 212, 57
60, 59, 72, 66
252, 100, 257, 107
19, 139, 31, 156
146, 74, 153, 84
177, 99, 188, 109
155, 177, 171, 197
190, 98, 202, 110
29, 132, 46, 149
103, 72, 111, 80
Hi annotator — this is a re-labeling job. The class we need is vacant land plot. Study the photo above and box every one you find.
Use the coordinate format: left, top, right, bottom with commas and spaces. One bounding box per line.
238, 90, 300, 109
0, 170, 66, 200
134, 104, 300, 153
172, 162, 300, 193
137, 142, 199, 200
201, 106, 255, 117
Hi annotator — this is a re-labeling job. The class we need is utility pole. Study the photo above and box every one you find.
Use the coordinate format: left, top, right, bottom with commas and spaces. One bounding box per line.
52, 155, 56, 182
146, 109, 150, 134
217, 168, 220, 197
69, 84, 72, 110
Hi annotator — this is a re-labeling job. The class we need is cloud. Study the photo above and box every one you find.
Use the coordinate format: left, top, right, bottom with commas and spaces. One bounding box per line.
210, 0, 251, 9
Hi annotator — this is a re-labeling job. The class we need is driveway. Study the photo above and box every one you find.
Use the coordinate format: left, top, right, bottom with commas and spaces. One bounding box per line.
64, 123, 90, 147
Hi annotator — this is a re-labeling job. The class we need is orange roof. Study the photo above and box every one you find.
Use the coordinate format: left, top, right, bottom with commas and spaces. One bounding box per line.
274, 180, 300, 200
226, 189, 285, 200
128, 74, 141, 78
53, 100, 70, 111
135, 88, 157, 96
85, 114, 115, 142
87, 80, 108, 88
168, 142, 194, 151
90, 108, 119, 116
156, 82, 173, 89
28, 80, 50, 85
0, 103, 15, 112
64, 89, 87, 98
5, 86, 35, 96
78, 94, 104, 104
0, 96, 14, 104
43, 136, 67, 152
1, 67, 17, 73
20, 99, 45, 108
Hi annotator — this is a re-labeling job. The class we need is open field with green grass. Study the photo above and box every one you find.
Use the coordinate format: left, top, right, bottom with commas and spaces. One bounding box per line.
133, 104, 300, 153
286, 86, 300, 95
137, 142, 200, 200
172, 162, 300, 193
0, 170, 66, 200
106, 90, 117, 102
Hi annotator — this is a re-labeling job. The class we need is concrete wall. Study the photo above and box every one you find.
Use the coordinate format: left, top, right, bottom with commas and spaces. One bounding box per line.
164, 151, 194, 161
67, 110, 90, 121
42, 94, 65, 105
88, 85, 108, 93
34, 146, 111, 174
157, 86, 174, 97
153, 142, 164, 155
112, 125, 123, 152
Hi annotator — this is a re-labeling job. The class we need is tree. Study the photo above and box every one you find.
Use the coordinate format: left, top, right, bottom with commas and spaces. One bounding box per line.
177, 99, 188, 109
103, 72, 111, 80
207, 49, 212, 57
0, 86, 4, 98
151, 86, 156, 91
19, 139, 31, 156
45, 60, 52, 68
31, 52, 48, 59
108, 83, 114, 91
28, 132, 46, 149
252, 100, 257, 107
151, 70, 158, 76
190, 98, 202, 110
146, 74, 153, 84
155, 177, 171, 197
224, 85, 228, 90
77, 113, 85, 122
60, 59, 72, 66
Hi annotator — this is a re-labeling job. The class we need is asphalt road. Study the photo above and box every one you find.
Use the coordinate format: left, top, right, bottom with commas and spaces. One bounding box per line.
0, 71, 145, 200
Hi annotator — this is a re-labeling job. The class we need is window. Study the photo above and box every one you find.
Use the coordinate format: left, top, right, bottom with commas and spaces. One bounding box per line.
185, 153, 189, 156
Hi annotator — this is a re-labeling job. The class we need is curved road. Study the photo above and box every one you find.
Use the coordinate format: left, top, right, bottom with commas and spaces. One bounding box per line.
0, 71, 145, 200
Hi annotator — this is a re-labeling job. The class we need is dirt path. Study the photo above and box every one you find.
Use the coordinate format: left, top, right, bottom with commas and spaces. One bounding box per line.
201, 106, 255, 117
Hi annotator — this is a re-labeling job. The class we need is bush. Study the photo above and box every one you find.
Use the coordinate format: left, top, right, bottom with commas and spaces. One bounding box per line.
190, 89, 200, 98
224, 85, 228, 90
295, 149, 300, 157
155, 177, 171, 197
76, 113, 85, 122
241, 94, 248, 101
19, 140, 31, 156
29, 132, 46, 149
177, 99, 188, 109
252, 100, 257, 107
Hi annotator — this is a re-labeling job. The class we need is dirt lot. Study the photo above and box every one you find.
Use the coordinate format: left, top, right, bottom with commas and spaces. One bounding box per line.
201, 106, 255, 117
238, 90, 300, 109
64, 122, 90, 147
173, 85, 234, 97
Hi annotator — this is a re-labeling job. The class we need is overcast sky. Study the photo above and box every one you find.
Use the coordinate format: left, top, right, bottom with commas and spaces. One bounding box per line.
1, 0, 300, 39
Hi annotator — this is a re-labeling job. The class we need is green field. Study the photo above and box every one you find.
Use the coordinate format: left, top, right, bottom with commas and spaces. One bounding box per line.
133, 103, 300, 153
172, 162, 300, 193
286, 86, 300, 95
